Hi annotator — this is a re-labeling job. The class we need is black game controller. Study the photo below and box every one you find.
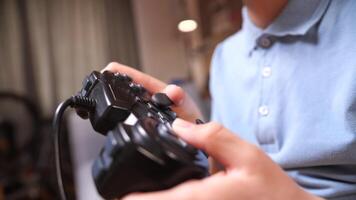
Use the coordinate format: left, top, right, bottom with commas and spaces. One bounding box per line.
76, 71, 208, 199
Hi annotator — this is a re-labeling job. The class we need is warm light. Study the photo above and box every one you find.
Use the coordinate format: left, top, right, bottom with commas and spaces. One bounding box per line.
178, 19, 198, 32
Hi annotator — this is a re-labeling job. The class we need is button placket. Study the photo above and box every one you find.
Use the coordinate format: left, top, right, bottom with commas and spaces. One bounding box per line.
255, 52, 277, 151
259, 64, 272, 118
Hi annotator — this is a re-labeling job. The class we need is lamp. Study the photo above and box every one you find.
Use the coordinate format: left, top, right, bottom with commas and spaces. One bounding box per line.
178, 19, 198, 32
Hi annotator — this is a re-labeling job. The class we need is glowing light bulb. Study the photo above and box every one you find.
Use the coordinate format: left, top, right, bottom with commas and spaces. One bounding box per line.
178, 19, 198, 32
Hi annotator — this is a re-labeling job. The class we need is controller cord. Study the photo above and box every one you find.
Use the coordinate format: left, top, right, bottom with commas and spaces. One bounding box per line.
53, 96, 96, 200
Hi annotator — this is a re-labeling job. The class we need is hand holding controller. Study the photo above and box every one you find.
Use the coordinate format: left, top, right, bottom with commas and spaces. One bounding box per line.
76, 71, 208, 199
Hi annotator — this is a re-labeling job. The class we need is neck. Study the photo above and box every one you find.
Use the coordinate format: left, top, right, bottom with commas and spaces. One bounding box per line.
243, 0, 288, 29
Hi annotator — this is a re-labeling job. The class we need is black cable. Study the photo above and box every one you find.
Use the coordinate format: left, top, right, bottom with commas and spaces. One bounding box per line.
53, 96, 95, 200
53, 97, 73, 200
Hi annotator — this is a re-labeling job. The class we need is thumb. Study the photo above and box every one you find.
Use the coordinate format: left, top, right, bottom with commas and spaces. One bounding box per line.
161, 85, 203, 122
161, 84, 185, 106
172, 118, 253, 169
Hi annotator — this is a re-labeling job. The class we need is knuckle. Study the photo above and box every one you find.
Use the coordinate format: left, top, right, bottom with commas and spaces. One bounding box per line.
229, 170, 243, 185
243, 144, 266, 170
206, 122, 224, 133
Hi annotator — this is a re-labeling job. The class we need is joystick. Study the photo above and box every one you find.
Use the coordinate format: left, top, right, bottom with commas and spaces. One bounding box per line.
53, 71, 208, 200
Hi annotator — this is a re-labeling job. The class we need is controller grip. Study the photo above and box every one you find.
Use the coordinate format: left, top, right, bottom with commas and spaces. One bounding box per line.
92, 121, 207, 199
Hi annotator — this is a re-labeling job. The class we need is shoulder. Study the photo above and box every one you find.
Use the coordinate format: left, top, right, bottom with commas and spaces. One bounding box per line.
320, 0, 356, 36
209, 30, 246, 93
214, 31, 244, 58
211, 30, 246, 72
318, 0, 356, 59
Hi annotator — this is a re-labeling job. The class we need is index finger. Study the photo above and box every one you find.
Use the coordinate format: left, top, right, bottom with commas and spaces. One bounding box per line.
172, 119, 257, 169
102, 62, 167, 93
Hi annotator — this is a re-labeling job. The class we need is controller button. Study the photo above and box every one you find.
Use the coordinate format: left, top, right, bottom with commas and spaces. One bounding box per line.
114, 72, 122, 78
147, 102, 154, 109
114, 73, 132, 82
129, 83, 146, 94
164, 109, 177, 121
151, 93, 174, 108
141, 92, 151, 102
157, 112, 165, 120
121, 73, 132, 82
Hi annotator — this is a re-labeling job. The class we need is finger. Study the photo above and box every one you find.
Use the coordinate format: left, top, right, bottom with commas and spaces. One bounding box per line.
122, 179, 201, 200
103, 63, 183, 107
172, 119, 254, 168
103, 62, 202, 122
102, 62, 166, 93
162, 84, 203, 121
161, 84, 185, 106
122, 172, 239, 200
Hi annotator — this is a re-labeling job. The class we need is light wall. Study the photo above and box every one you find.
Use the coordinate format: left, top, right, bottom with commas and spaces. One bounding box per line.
132, 0, 189, 83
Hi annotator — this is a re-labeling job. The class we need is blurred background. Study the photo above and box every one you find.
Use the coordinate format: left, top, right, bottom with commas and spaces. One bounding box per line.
0, 0, 242, 199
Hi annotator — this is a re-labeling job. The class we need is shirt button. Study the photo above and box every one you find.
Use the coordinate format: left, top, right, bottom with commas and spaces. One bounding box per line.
256, 34, 274, 49
262, 67, 272, 78
258, 106, 269, 116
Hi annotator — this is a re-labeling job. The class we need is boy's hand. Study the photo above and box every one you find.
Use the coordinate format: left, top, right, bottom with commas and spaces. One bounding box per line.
123, 119, 323, 200
102, 62, 203, 122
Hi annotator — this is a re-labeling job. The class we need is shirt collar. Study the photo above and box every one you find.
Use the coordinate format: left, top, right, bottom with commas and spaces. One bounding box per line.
241, 0, 331, 49
265, 0, 331, 36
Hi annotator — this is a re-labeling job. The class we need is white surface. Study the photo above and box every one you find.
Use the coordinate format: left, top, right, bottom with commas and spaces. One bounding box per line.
68, 112, 105, 200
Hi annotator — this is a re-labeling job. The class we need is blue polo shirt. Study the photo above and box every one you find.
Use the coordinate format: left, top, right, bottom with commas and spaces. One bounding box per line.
210, 0, 356, 199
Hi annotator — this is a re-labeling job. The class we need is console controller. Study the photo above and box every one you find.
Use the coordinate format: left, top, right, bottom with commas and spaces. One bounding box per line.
76, 71, 208, 199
